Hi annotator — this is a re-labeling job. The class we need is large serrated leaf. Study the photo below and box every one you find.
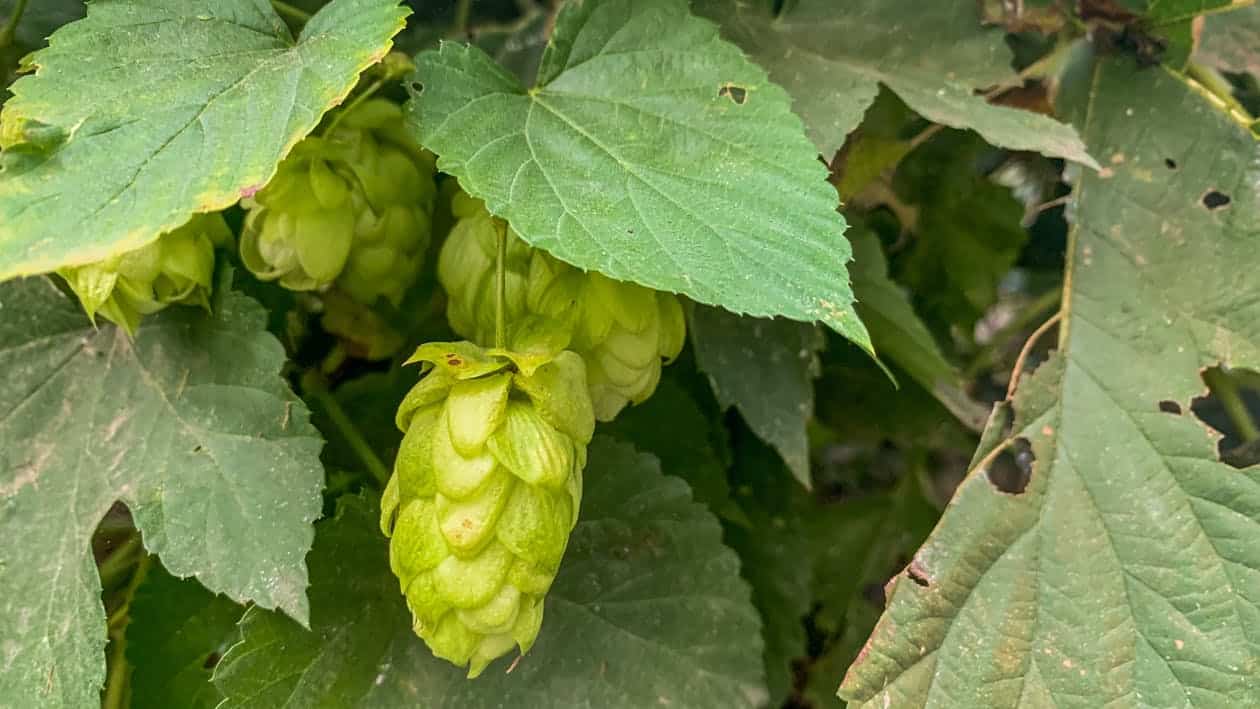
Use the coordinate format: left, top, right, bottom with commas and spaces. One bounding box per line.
408, 0, 872, 352
214, 438, 766, 708
0, 277, 324, 708
0, 0, 408, 280
692, 0, 1096, 166
839, 57, 1260, 708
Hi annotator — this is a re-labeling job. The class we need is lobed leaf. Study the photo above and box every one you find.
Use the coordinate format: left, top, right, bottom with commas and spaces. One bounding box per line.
0, 276, 324, 707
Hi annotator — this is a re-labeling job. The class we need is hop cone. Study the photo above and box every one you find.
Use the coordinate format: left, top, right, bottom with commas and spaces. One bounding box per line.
380, 337, 594, 677
58, 213, 231, 334
240, 99, 436, 306
437, 196, 685, 420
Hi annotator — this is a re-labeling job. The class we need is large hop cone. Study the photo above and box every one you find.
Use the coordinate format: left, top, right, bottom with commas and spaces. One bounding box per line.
380, 337, 595, 677
437, 196, 685, 420
58, 213, 231, 334
240, 99, 436, 306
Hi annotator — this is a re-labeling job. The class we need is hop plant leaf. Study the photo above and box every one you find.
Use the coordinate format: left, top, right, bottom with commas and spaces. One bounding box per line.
379, 338, 595, 676
240, 98, 436, 306
56, 213, 231, 335
438, 195, 685, 420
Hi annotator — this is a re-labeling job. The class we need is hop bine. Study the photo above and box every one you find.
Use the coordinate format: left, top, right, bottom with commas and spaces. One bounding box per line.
58, 213, 231, 334
240, 98, 436, 307
438, 194, 686, 420
380, 334, 594, 676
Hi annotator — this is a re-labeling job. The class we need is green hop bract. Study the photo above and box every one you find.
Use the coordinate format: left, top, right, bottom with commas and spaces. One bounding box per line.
240, 98, 436, 306
58, 213, 231, 334
380, 337, 594, 677
438, 195, 686, 420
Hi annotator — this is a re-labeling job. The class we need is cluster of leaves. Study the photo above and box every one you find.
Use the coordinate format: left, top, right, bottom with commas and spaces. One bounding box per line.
2, 0, 1259, 708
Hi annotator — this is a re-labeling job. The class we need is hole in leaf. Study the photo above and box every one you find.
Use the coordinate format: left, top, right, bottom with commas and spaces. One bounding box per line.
1159, 400, 1182, 415
906, 561, 930, 587
203, 651, 222, 670
986, 438, 1034, 494
409, 81, 424, 94
718, 83, 748, 105
1202, 190, 1231, 210
1191, 366, 1260, 468
1164, 158, 1177, 170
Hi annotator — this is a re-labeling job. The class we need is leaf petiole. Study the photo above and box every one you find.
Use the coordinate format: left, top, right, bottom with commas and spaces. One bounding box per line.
0, 0, 28, 48
304, 374, 391, 486
494, 221, 507, 350
271, 0, 312, 24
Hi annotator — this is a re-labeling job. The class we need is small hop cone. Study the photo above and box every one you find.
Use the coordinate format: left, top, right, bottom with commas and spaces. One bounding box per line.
437, 195, 685, 420
380, 338, 595, 677
58, 213, 230, 334
240, 98, 436, 306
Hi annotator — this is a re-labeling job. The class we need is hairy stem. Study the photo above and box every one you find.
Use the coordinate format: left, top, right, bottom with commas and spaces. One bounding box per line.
0, 0, 29, 48
101, 554, 151, 709
97, 534, 143, 592
306, 375, 391, 486
451, 0, 472, 38
495, 221, 508, 350
271, 0, 312, 23
1204, 367, 1260, 443
322, 77, 385, 136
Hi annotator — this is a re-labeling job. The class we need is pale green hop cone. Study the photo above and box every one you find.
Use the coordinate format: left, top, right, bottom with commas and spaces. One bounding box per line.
379, 338, 595, 677
58, 213, 231, 334
437, 195, 686, 420
240, 98, 436, 306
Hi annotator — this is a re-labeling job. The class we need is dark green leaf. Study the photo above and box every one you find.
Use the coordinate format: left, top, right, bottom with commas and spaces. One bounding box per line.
841, 56, 1260, 708
693, 0, 1096, 165
0, 276, 324, 707
690, 304, 824, 488
215, 438, 766, 708
127, 563, 244, 709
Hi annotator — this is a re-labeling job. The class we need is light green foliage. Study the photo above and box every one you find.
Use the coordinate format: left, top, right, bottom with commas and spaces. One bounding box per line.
240, 98, 437, 306
0, 0, 408, 280
216, 441, 765, 707
438, 195, 686, 420
690, 304, 824, 487
380, 340, 594, 676
841, 58, 1260, 708
410, 0, 873, 352
693, 0, 1095, 165
0, 275, 324, 707
58, 213, 230, 334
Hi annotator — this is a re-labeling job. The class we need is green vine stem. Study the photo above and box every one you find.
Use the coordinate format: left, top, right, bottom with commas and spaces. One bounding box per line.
0, 0, 28, 48
97, 534, 144, 592
271, 0, 312, 23
451, 0, 473, 38
304, 373, 391, 486
1204, 367, 1260, 443
101, 554, 151, 709
494, 220, 508, 350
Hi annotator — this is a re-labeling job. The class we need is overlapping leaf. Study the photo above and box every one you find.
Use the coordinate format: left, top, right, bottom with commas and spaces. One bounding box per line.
409, 0, 872, 351
127, 564, 243, 709
0, 0, 408, 280
840, 58, 1260, 708
692, 0, 1095, 165
690, 305, 824, 488
0, 277, 324, 707
214, 439, 766, 708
